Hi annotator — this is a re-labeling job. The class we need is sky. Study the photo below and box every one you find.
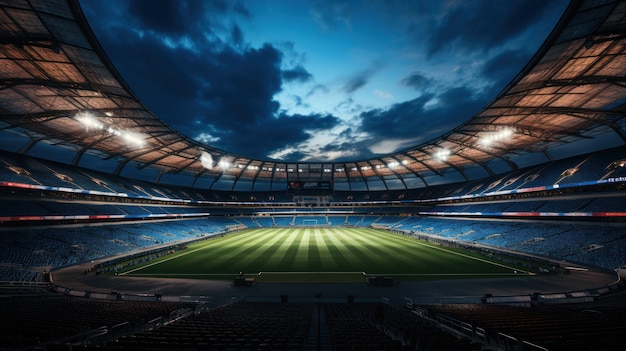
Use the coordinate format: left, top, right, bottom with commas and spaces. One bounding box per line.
79, 0, 570, 163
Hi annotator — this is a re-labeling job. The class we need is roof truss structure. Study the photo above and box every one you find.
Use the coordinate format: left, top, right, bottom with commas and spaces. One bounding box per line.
0, 0, 625, 190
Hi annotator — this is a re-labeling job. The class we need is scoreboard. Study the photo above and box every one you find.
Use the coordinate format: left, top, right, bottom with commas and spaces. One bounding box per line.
287, 181, 333, 194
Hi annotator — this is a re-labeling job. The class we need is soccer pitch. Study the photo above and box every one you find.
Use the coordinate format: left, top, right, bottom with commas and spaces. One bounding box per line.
120, 227, 534, 282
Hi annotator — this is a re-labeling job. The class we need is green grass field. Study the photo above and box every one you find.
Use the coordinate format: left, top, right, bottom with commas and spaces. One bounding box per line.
119, 227, 535, 282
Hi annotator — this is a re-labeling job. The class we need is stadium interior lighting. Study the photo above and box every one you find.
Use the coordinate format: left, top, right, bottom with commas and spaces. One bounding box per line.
200, 151, 214, 169
479, 128, 514, 146
434, 149, 451, 162
401, 159, 409, 165
121, 130, 145, 147
75, 111, 146, 148
387, 161, 400, 168
75, 111, 103, 130
218, 159, 232, 169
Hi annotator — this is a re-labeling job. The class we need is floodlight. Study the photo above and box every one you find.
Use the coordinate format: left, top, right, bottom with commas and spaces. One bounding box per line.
121, 131, 145, 147
387, 161, 399, 168
218, 159, 232, 169
434, 148, 450, 161
200, 151, 214, 169
75, 111, 102, 130
479, 128, 514, 146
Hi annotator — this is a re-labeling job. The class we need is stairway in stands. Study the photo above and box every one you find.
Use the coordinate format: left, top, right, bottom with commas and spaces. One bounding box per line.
305, 304, 331, 350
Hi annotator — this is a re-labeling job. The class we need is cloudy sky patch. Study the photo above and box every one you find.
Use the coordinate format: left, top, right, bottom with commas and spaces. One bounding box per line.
80, 0, 568, 162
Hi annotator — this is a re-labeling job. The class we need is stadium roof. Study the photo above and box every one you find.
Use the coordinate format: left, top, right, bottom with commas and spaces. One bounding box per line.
1, 0, 625, 191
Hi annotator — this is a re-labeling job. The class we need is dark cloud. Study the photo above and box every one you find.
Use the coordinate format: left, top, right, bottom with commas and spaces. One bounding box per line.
85, 5, 341, 160
230, 24, 244, 47
290, 95, 309, 108
305, 84, 329, 98
194, 43, 283, 128
282, 65, 313, 83
421, 0, 562, 56
401, 71, 435, 91
232, 2, 252, 20
319, 136, 376, 162
212, 113, 341, 159
126, 0, 194, 36
342, 62, 383, 94
120, 0, 254, 47
276, 41, 308, 67
125, 0, 227, 39
277, 150, 308, 161
357, 85, 489, 146
480, 48, 534, 97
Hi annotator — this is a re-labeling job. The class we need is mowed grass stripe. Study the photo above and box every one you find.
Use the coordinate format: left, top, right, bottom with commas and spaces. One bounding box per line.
321, 228, 357, 269
264, 228, 302, 270
348, 228, 462, 274
314, 228, 337, 270
358, 228, 528, 274
131, 228, 290, 275
349, 229, 417, 272
123, 228, 532, 280
306, 228, 324, 271
121, 229, 270, 275
340, 228, 414, 273
322, 227, 369, 270
218, 228, 295, 273
182, 228, 279, 273
292, 228, 310, 270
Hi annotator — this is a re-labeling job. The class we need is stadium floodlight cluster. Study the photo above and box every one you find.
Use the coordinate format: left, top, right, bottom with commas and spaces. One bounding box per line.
200, 149, 412, 173
434, 148, 451, 162
75, 111, 145, 148
479, 127, 514, 146
200, 151, 239, 170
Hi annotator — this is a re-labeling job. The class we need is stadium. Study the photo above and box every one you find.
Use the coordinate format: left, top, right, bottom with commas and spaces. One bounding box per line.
1, 0, 625, 350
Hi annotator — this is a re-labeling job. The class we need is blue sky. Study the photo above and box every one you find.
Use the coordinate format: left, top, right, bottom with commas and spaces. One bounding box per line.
80, 0, 570, 163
